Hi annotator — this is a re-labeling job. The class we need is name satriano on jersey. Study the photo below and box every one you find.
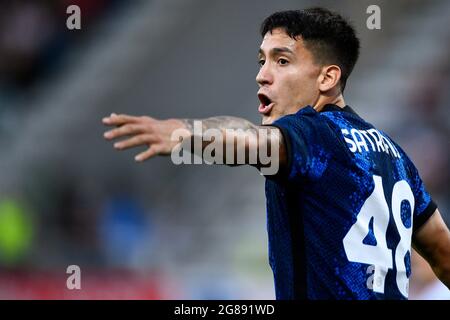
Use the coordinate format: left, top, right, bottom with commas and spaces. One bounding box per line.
341, 128, 400, 158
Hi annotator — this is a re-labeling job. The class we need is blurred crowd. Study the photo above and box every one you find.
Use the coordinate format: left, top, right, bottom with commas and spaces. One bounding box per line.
393, 37, 450, 227
0, 0, 118, 120
0, 0, 169, 299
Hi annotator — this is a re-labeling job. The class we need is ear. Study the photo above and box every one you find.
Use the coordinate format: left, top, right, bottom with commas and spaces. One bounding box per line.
318, 65, 342, 92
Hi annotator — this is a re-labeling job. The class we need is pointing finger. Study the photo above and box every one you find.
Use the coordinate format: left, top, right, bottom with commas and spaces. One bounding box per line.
135, 145, 160, 162
114, 134, 156, 150
104, 123, 146, 140
102, 113, 140, 126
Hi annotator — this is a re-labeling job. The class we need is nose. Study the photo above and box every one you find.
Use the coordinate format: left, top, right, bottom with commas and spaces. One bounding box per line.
256, 63, 273, 87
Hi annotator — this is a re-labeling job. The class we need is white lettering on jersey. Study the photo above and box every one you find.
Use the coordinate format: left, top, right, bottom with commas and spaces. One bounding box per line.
341, 128, 400, 158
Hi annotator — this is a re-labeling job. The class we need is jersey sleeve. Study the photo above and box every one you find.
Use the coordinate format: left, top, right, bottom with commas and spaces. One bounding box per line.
267, 113, 331, 183
403, 154, 438, 233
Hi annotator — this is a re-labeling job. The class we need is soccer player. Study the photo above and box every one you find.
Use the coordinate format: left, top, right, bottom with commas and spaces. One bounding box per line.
103, 8, 450, 299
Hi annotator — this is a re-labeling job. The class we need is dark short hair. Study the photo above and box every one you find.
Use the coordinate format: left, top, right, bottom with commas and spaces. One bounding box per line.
260, 8, 360, 92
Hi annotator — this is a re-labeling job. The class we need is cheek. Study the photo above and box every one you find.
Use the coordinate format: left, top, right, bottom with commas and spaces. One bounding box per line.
284, 71, 316, 99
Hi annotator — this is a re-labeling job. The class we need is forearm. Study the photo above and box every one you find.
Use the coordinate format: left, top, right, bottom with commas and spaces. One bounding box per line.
179, 116, 262, 165
432, 258, 450, 289
182, 116, 258, 132
413, 210, 450, 289
103, 113, 284, 172
426, 234, 450, 288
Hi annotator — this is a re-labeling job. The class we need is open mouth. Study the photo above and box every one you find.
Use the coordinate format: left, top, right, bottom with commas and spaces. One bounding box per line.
258, 93, 275, 115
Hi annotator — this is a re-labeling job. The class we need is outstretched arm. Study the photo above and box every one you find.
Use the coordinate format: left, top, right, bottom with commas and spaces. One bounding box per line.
413, 208, 450, 288
102, 113, 286, 173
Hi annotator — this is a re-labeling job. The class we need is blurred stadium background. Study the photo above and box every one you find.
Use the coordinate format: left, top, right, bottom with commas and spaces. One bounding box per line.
0, 0, 448, 299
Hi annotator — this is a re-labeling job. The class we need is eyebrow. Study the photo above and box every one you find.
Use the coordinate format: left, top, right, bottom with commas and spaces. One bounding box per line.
258, 47, 295, 57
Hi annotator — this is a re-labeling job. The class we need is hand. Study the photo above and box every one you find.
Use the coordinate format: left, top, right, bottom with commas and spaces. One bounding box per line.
102, 113, 187, 162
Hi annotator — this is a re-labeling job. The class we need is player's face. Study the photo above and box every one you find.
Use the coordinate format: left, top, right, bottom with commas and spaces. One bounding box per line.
256, 28, 321, 124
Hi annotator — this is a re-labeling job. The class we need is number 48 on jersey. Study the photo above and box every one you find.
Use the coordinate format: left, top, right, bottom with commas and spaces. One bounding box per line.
343, 175, 414, 298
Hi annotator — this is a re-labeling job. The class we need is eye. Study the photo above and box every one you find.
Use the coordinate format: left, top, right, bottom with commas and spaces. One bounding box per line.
278, 58, 289, 65
258, 59, 265, 67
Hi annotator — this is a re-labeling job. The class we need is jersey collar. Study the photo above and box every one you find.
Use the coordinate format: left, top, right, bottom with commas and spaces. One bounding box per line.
321, 104, 357, 115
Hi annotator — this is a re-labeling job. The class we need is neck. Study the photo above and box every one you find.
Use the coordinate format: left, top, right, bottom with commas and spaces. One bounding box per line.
312, 93, 346, 112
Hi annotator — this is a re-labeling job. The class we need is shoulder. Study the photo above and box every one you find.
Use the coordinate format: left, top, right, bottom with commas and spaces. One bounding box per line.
273, 106, 329, 132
